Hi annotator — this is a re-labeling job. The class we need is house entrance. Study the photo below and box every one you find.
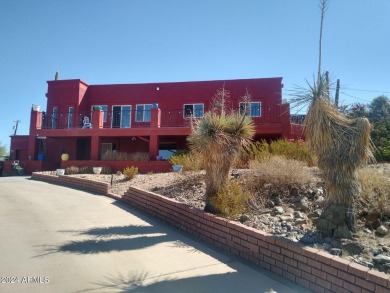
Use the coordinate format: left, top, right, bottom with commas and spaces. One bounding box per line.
76, 138, 91, 160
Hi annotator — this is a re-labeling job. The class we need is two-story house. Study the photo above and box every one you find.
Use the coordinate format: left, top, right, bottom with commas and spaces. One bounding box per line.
8, 77, 302, 174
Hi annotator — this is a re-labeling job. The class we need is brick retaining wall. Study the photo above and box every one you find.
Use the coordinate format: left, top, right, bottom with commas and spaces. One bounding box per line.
31, 172, 110, 195
31, 172, 390, 293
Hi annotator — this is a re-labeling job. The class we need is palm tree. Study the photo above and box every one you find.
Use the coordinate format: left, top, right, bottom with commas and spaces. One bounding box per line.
187, 89, 255, 214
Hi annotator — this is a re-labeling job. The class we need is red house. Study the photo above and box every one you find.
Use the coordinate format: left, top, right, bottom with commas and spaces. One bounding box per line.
8, 77, 302, 174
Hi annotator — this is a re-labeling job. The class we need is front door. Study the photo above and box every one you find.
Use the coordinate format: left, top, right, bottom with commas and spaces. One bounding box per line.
76, 138, 91, 160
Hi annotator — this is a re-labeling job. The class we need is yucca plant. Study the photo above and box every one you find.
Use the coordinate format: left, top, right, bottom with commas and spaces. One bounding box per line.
187, 90, 255, 214
293, 75, 375, 238
289, 0, 375, 238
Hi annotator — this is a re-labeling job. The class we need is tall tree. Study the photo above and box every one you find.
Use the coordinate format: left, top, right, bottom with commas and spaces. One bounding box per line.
369, 95, 390, 123
0, 142, 8, 159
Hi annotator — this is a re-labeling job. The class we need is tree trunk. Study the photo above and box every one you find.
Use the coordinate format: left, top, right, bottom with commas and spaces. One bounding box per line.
316, 203, 356, 238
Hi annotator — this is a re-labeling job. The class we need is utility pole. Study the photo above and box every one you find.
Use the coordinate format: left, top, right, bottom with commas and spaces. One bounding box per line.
325, 71, 330, 99
335, 79, 340, 108
13, 120, 21, 136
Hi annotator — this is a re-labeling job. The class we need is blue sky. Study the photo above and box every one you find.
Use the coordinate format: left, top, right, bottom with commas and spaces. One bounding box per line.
1, 0, 389, 149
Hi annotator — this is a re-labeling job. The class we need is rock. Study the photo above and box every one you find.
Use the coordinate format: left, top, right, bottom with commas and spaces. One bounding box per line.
365, 213, 381, 229
329, 248, 342, 256
294, 218, 307, 225
373, 255, 390, 265
273, 197, 282, 205
294, 211, 304, 219
300, 236, 316, 245
313, 187, 324, 196
330, 238, 342, 248
376, 225, 389, 236
363, 228, 372, 234
342, 242, 365, 255
274, 206, 284, 215
355, 260, 374, 269
279, 215, 294, 222
370, 247, 383, 256
296, 197, 310, 212
266, 200, 275, 208
333, 225, 352, 239
382, 246, 389, 253
312, 209, 322, 217
239, 214, 249, 223
313, 196, 325, 207
286, 224, 292, 232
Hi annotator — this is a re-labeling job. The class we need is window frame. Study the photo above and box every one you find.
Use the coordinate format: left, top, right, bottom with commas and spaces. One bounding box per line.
239, 101, 261, 117
68, 107, 73, 129
183, 103, 204, 118
91, 105, 108, 122
52, 106, 58, 129
135, 104, 153, 122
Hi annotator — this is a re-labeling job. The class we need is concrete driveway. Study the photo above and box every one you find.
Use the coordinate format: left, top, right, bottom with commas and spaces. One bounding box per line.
0, 177, 311, 293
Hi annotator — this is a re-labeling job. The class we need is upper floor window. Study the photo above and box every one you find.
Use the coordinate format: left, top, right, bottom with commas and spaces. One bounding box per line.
68, 107, 73, 129
52, 107, 58, 129
184, 104, 204, 118
112, 105, 131, 128
136, 104, 152, 122
91, 105, 108, 122
239, 102, 261, 117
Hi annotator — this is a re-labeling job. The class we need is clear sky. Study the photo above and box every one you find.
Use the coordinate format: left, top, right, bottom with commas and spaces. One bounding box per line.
1, 0, 389, 149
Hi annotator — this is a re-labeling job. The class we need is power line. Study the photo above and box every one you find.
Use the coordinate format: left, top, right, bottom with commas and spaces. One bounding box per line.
339, 92, 373, 103
342, 87, 390, 94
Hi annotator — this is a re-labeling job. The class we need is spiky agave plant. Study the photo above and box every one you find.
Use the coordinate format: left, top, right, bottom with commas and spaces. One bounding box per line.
292, 74, 375, 237
187, 111, 254, 214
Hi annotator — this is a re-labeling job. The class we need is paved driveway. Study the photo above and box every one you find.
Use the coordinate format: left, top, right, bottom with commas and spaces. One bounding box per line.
0, 177, 311, 293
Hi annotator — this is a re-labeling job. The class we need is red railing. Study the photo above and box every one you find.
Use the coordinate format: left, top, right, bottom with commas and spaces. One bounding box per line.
39, 106, 283, 130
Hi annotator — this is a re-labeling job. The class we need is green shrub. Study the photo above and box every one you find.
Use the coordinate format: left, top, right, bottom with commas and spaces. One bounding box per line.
357, 167, 390, 217
168, 151, 202, 172
123, 166, 139, 181
65, 166, 79, 175
209, 180, 249, 217
235, 139, 316, 167
270, 139, 316, 166
235, 140, 271, 167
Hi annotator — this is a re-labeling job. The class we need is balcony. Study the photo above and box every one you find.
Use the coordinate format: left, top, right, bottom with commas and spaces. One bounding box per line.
33, 106, 284, 131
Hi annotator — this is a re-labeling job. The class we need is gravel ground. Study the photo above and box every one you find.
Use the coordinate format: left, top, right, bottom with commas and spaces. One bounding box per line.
69, 163, 390, 273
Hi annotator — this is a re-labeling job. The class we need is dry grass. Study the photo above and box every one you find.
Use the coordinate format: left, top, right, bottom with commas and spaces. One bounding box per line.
357, 167, 390, 217
243, 156, 319, 208
102, 151, 149, 161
